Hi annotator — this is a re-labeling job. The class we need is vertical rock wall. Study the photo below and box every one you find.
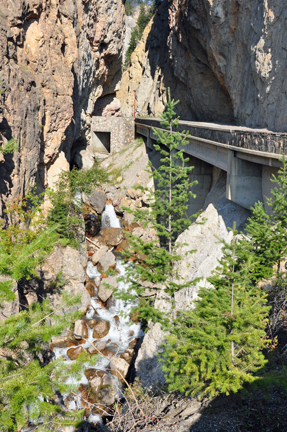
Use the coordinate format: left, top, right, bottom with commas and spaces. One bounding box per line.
118, 0, 287, 132
0, 0, 125, 214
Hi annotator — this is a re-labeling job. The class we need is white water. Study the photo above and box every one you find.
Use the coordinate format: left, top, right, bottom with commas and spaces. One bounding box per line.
101, 203, 121, 229
54, 204, 142, 424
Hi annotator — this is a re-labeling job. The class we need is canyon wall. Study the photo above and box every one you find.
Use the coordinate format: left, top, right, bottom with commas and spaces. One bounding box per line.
118, 0, 287, 132
0, 0, 125, 214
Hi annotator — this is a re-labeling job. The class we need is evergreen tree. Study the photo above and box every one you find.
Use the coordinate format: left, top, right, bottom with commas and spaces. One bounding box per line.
162, 227, 270, 398
124, 3, 153, 66
117, 91, 198, 325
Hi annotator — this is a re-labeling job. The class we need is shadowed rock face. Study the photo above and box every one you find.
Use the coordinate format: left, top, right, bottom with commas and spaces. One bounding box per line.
0, 0, 125, 214
118, 0, 287, 132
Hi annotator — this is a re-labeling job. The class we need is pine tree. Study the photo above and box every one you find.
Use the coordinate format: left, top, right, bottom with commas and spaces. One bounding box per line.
162, 226, 270, 399
117, 91, 198, 325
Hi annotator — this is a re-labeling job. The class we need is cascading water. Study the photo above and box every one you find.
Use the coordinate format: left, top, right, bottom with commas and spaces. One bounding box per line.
53, 203, 142, 426
101, 203, 121, 230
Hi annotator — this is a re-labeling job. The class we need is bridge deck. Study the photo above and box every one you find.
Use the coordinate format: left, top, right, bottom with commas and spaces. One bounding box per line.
135, 117, 285, 210
135, 118, 287, 159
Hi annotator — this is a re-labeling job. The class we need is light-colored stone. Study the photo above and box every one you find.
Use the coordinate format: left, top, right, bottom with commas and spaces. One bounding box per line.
91, 246, 109, 265
98, 251, 116, 272
98, 276, 117, 302
82, 189, 106, 215
135, 323, 166, 387
74, 320, 88, 340
90, 375, 102, 394
40, 246, 89, 313
100, 227, 123, 247
110, 357, 130, 380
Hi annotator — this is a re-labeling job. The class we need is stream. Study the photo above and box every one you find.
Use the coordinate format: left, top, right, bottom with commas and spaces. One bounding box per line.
52, 204, 143, 425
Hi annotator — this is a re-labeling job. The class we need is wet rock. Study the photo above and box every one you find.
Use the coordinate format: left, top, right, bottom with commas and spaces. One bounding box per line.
85, 368, 98, 380
82, 189, 106, 215
98, 276, 117, 302
128, 339, 137, 349
88, 319, 98, 329
100, 227, 123, 247
85, 213, 101, 237
110, 357, 129, 380
74, 320, 88, 340
100, 349, 114, 359
98, 251, 116, 272
91, 246, 109, 265
88, 340, 107, 354
93, 320, 110, 338
50, 334, 77, 350
67, 346, 83, 360
86, 281, 97, 297
106, 295, 116, 309
120, 349, 133, 363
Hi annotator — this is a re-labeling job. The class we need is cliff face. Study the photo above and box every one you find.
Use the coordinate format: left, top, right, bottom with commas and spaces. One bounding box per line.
0, 0, 125, 214
118, 0, 287, 131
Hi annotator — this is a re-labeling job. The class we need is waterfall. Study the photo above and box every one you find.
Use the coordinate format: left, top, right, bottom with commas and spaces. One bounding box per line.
101, 203, 121, 229
53, 204, 142, 425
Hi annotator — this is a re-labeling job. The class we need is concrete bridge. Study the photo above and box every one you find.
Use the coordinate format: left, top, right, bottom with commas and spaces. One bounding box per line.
135, 118, 286, 211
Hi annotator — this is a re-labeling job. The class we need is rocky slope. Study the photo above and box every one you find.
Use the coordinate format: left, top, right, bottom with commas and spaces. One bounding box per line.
118, 0, 287, 132
0, 0, 125, 215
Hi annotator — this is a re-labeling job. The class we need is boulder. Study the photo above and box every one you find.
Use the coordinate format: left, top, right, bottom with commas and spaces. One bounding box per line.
110, 357, 130, 380
87, 319, 98, 329
98, 386, 115, 406
50, 333, 77, 350
98, 251, 116, 272
135, 323, 165, 387
67, 346, 83, 360
82, 189, 106, 215
90, 375, 102, 394
100, 227, 123, 247
91, 246, 109, 265
74, 320, 89, 340
74, 149, 94, 170
84, 213, 101, 237
41, 246, 89, 314
86, 281, 97, 297
93, 320, 110, 338
98, 276, 117, 302
88, 340, 107, 354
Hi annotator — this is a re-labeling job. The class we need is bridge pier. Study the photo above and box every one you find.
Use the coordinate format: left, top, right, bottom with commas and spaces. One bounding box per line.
226, 151, 263, 209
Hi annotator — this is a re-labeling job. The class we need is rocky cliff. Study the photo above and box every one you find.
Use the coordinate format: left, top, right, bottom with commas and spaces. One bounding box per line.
118, 0, 287, 132
0, 0, 125, 214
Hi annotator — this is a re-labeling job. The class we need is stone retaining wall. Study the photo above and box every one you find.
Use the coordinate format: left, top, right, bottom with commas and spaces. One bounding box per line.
91, 117, 134, 153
